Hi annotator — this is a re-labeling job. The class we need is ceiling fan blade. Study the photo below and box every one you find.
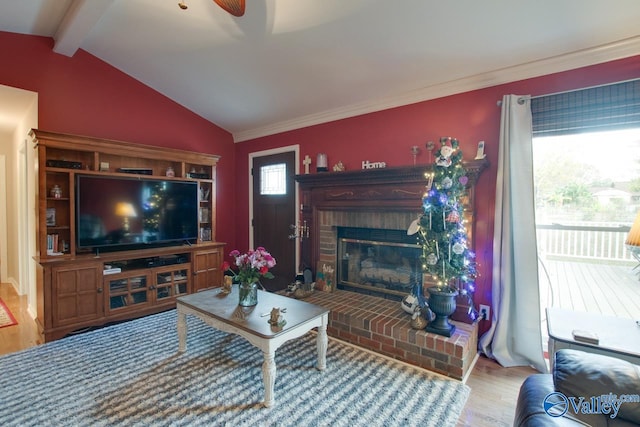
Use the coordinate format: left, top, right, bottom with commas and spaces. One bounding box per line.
213, 0, 246, 17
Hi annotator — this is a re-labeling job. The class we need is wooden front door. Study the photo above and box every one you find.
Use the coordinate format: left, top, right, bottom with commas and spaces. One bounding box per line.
252, 151, 296, 291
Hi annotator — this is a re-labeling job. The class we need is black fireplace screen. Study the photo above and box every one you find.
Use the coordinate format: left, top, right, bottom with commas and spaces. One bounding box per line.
337, 227, 422, 299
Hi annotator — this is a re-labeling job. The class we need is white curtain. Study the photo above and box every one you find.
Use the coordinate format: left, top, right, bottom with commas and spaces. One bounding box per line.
479, 94, 547, 373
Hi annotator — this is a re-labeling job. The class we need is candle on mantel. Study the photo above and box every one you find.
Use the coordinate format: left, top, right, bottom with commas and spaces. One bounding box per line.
317, 153, 328, 172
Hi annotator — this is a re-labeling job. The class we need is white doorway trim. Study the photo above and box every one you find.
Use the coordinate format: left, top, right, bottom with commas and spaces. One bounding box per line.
18, 140, 30, 297
0, 155, 7, 283
248, 145, 300, 267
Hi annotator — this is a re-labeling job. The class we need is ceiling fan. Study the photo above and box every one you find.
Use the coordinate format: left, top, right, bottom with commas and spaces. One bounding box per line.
178, 0, 246, 17
213, 0, 246, 16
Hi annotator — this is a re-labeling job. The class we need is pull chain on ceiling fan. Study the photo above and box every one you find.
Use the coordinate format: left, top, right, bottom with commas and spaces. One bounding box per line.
177, 0, 245, 17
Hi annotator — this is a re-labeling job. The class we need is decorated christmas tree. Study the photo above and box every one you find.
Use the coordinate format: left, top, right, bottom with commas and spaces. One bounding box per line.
409, 137, 477, 333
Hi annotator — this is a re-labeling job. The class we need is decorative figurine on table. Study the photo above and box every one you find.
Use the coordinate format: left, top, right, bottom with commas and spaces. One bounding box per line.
268, 307, 286, 327
222, 275, 233, 294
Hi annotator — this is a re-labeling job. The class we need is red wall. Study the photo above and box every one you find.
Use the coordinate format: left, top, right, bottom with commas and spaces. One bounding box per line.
0, 31, 237, 250
235, 55, 640, 336
3, 28, 638, 336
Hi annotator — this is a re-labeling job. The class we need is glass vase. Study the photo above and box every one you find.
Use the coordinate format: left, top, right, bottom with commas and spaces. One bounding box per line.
238, 281, 258, 307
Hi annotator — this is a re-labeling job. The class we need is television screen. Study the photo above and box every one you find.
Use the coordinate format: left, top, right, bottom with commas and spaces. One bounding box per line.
76, 175, 198, 250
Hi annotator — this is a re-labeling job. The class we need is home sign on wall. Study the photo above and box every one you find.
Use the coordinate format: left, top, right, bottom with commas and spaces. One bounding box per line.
361, 160, 386, 169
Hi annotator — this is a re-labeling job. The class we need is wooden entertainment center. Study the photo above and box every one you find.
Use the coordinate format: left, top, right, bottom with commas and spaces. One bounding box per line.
31, 130, 226, 341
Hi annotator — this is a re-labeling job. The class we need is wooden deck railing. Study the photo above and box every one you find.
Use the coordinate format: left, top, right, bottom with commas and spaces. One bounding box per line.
536, 223, 635, 263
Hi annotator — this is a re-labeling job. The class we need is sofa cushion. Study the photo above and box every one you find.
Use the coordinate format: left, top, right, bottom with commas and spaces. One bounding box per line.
554, 349, 640, 425
515, 374, 590, 426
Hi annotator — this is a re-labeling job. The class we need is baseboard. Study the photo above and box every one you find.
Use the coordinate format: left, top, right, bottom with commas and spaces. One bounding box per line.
27, 303, 37, 320
461, 352, 480, 384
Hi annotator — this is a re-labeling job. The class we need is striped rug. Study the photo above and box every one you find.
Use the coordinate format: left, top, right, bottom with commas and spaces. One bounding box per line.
0, 298, 17, 328
0, 309, 469, 426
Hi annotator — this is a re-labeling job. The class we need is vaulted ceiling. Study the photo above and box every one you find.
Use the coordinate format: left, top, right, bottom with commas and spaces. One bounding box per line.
1, 0, 639, 141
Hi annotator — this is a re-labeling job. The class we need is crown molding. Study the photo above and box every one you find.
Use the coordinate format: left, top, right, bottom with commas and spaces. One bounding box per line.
233, 36, 640, 143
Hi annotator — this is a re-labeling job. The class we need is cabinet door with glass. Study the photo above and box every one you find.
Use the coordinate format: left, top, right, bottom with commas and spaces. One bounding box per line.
154, 264, 191, 302
105, 271, 151, 314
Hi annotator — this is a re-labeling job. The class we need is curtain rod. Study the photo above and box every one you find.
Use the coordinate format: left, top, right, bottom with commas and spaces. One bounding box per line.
496, 77, 640, 107
496, 95, 537, 107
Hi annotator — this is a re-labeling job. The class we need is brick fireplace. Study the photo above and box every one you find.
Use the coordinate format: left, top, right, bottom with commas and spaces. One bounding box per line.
295, 162, 487, 379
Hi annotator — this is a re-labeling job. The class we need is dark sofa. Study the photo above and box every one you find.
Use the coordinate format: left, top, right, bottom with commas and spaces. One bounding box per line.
514, 349, 640, 426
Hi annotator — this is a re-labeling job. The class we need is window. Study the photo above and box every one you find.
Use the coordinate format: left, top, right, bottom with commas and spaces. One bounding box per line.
533, 128, 640, 225
532, 79, 640, 321
259, 163, 287, 195
531, 79, 640, 137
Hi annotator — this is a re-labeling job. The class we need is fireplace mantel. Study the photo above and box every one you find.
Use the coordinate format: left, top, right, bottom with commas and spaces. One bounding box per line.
296, 160, 487, 190
295, 159, 489, 271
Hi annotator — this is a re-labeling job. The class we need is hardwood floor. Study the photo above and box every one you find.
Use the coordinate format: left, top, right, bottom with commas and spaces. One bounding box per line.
458, 357, 536, 426
0, 282, 535, 426
0, 283, 42, 355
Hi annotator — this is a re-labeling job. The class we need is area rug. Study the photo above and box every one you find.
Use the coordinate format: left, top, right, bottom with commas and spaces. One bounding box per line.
0, 309, 470, 427
0, 298, 17, 328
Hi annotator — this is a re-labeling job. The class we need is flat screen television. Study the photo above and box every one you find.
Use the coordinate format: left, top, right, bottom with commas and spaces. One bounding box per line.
76, 175, 198, 251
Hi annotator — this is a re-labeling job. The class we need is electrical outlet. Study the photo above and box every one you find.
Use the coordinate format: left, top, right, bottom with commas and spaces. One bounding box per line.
479, 304, 490, 321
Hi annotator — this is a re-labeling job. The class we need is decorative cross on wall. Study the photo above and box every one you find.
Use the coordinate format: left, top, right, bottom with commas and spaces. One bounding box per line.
303, 155, 312, 174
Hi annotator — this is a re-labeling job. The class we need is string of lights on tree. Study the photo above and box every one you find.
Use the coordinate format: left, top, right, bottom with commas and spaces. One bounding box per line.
415, 137, 477, 299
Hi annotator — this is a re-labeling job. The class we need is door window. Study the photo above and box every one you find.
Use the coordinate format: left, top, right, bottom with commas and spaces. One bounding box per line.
260, 163, 287, 195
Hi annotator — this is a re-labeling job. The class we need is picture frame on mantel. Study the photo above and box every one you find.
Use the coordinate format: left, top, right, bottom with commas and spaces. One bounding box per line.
316, 261, 335, 292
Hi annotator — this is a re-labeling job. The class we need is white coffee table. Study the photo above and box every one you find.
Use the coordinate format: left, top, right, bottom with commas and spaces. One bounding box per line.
176, 287, 329, 407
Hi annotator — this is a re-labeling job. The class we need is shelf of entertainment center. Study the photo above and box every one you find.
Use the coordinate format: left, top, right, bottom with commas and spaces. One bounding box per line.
106, 253, 190, 271
39, 141, 217, 183
45, 166, 212, 182
35, 242, 223, 264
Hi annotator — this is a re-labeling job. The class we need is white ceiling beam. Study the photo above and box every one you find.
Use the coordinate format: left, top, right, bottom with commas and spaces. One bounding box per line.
53, 0, 115, 57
